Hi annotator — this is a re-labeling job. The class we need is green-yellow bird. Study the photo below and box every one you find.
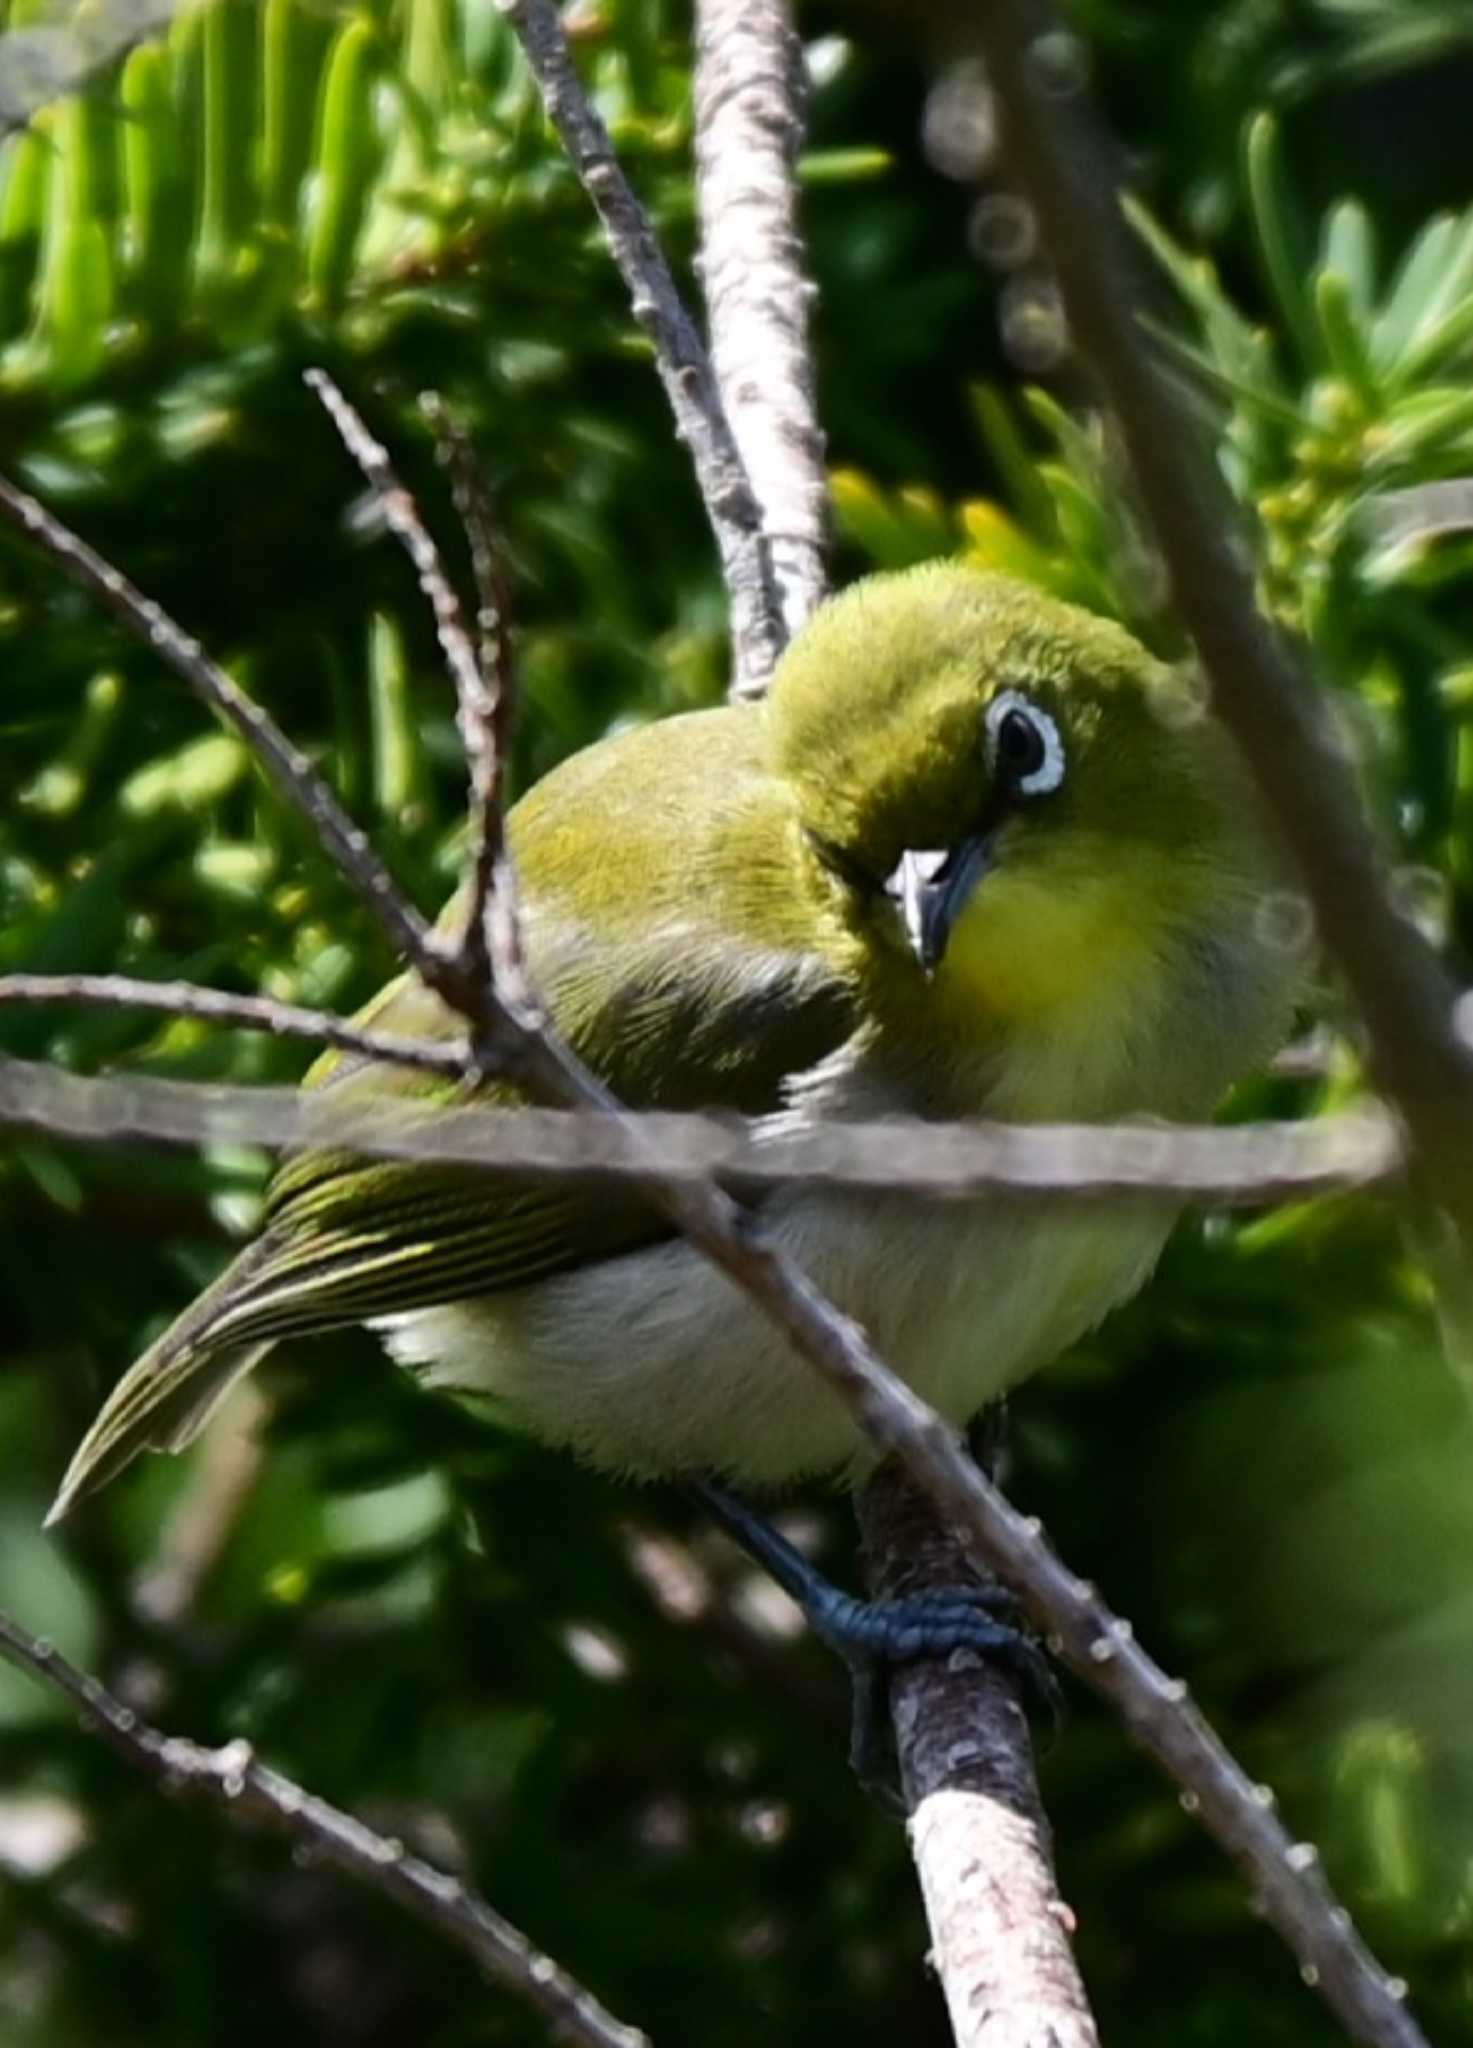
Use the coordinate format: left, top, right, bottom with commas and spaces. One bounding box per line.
51, 566, 1293, 1647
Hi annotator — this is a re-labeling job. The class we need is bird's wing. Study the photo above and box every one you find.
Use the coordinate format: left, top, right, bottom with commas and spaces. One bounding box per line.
157, 706, 862, 1339
50, 708, 856, 1518
228, 704, 856, 1340
219, 930, 852, 1347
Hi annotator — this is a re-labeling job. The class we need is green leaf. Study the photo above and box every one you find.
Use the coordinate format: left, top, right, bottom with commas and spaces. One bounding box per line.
1243, 111, 1317, 367
1312, 269, 1377, 405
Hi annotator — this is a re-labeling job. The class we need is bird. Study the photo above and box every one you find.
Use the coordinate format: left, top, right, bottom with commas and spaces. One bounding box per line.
50, 564, 1294, 1589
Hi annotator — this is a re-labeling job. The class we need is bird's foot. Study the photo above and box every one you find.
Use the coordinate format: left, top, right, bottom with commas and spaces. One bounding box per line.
694, 1478, 1058, 1803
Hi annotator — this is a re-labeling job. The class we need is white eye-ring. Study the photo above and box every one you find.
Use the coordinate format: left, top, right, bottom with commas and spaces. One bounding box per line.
984, 689, 1066, 798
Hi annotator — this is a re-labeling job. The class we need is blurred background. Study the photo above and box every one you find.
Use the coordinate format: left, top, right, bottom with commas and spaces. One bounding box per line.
3, 0, 1473, 2040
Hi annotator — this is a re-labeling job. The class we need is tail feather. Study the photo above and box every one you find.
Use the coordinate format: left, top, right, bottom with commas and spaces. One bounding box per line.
47, 1241, 282, 1525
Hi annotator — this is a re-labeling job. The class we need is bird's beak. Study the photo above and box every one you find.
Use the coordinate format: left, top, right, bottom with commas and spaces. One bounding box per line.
886, 834, 991, 974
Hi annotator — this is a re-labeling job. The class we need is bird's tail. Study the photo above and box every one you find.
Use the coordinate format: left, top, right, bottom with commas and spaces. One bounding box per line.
47, 1240, 281, 1526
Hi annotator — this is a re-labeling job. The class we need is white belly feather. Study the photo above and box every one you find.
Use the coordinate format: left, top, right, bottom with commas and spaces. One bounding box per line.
376, 902, 1285, 1488
376, 1182, 1170, 1487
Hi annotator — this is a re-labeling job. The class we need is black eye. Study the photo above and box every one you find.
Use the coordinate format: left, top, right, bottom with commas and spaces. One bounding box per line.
984, 690, 1066, 798
996, 708, 1046, 781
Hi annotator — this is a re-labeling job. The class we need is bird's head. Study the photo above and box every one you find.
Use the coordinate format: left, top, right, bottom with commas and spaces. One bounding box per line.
769, 564, 1290, 1100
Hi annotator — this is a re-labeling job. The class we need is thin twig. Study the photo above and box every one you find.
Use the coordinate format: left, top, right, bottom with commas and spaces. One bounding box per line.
0, 1058, 1404, 1205
495, 0, 786, 692
0, 1607, 647, 2048
0, 465, 496, 1040
693, 0, 828, 677
0, 471, 437, 981
968, 0, 1473, 1254
422, 396, 516, 698
0, 974, 467, 1077
305, 370, 510, 1008
858, 1463, 1098, 2048
419, 392, 528, 1011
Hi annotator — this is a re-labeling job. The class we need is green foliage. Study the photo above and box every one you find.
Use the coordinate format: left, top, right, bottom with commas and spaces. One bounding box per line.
5, 2, 1473, 2045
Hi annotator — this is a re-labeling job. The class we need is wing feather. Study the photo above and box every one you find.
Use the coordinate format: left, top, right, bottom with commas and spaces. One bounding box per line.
51, 706, 857, 1515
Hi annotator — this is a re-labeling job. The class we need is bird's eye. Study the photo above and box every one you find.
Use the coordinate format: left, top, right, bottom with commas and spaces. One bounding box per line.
984, 690, 1065, 799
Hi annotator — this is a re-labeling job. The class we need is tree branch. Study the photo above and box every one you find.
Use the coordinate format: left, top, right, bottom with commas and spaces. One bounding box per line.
858, 1462, 1099, 2048
966, 0, 1473, 1254
0, 1058, 1404, 1205
0, 1606, 647, 2048
693, 0, 828, 679
0, 463, 520, 1059
0, 973, 468, 1076
494, 0, 785, 692
0, 471, 438, 983
306, 369, 510, 1012
420, 394, 536, 1017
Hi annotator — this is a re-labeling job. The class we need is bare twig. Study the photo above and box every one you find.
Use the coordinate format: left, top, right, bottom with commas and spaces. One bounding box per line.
967, 0, 1473, 1255
494, 0, 786, 692
306, 370, 510, 1005
692, 0, 828, 676
858, 1464, 1098, 2048
0, 1058, 1404, 1205
420, 392, 526, 1006
0, 471, 437, 979
0, 973, 467, 1077
422, 395, 515, 697
0, 1606, 647, 2048
0, 465, 502, 1044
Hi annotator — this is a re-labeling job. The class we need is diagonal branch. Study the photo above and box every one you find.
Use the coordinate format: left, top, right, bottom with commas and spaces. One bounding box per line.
495, 0, 786, 692
967, 0, 1473, 1253
0, 472, 436, 982
693, 0, 829, 677
0, 1606, 647, 2048
0, 466, 504, 1056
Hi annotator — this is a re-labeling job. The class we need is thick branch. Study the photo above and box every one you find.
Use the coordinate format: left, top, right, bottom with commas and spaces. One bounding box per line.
693, 0, 828, 676
968, 1, 1473, 1251
858, 1464, 1098, 2048
0, 1607, 646, 2048
495, 0, 785, 691
0, 1058, 1403, 1205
